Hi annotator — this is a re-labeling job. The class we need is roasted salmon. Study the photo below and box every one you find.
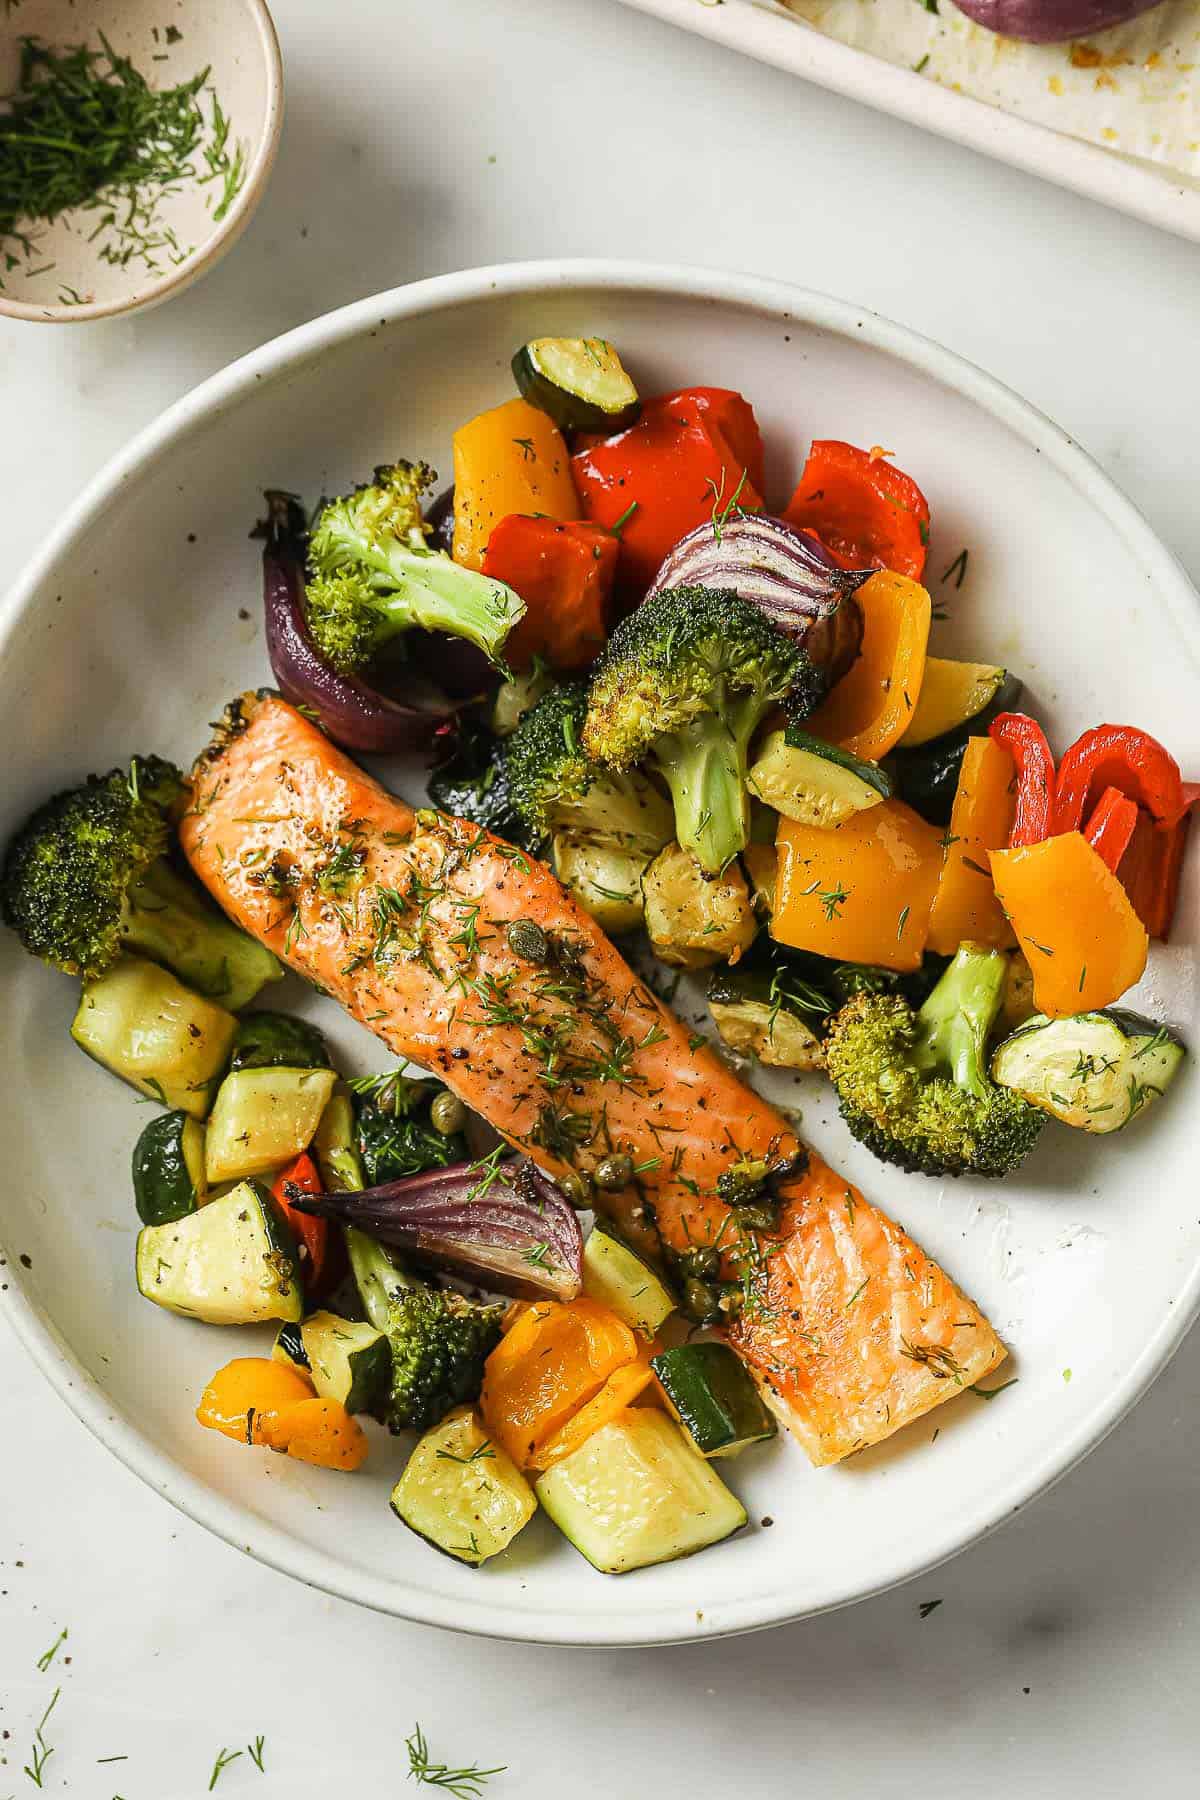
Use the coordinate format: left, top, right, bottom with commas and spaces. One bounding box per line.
181, 692, 1005, 1464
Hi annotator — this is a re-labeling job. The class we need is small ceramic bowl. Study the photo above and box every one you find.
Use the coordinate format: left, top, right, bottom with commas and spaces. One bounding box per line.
0, 0, 282, 323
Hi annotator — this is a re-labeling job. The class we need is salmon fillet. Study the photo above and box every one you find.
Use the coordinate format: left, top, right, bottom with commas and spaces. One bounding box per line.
182, 692, 1005, 1463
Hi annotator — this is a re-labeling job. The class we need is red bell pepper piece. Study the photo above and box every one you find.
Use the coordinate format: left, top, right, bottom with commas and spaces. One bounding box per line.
1053, 724, 1190, 833
273, 1153, 329, 1292
989, 713, 1057, 847
1082, 786, 1139, 874
481, 516, 617, 671
571, 388, 765, 596
781, 440, 931, 580
1117, 807, 1194, 940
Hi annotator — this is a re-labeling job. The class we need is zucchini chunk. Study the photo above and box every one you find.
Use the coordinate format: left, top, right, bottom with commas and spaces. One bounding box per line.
230, 1011, 331, 1072
651, 1342, 777, 1458
748, 728, 891, 829
301, 1310, 390, 1414
71, 956, 236, 1117
707, 960, 826, 1071
991, 1009, 1187, 1133
131, 1110, 207, 1226
312, 1088, 366, 1193
535, 1407, 747, 1574
204, 1065, 337, 1184
582, 1222, 676, 1337
642, 844, 757, 970
135, 1179, 302, 1323
890, 672, 1023, 826
391, 1407, 536, 1566
898, 659, 1009, 749
511, 337, 640, 434
272, 1319, 311, 1373
552, 834, 651, 935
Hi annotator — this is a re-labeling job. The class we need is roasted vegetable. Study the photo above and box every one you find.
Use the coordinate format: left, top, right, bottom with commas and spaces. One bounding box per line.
748, 728, 891, 829
425, 710, 538, 850
951, 0, 1164, 42
824, 943, 1044, 1178
804, 570, 931, 761
990, 833, 1149, 1016
991, 1009, 1186, 1132
899, 659, 1011, 749
551, 834, 652, 935
304, 461, 524, 674
707, 958, 826, 1070
391, 1407, 536, 1564
926, 736, 1015, 955
890, 672, 1023, 827
782, 440, 931, 580
647, 511, 867, 685
642, 843, 757, 970
583, 586, 804, 874
507, 683, 672, 852
353, 1072, 467, 1186
345, 1230, 504, 1434
260, 491, 458, 753
481, 515, 617, 672
772, 799, 943, 973
479, 1296, 640, 1467
452, 398, 579, 571
1, 756, 279, 1004
288, 1153, 584, 1301
512, 336, 640, 434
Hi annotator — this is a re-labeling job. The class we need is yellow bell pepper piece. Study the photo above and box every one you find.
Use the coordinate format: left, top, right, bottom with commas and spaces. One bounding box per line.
805, 569, 931, 760
927, 736, 1016, 955
771, 799, 943, 972
989, 833, 1148, 1017
452, 397, 578, 569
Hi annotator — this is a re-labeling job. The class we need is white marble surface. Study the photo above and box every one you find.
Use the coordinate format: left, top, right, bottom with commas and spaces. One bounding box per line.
3, 0, 1199, 1793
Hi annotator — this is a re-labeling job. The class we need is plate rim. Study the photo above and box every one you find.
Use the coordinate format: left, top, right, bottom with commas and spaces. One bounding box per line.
2, 257, 1198, 1646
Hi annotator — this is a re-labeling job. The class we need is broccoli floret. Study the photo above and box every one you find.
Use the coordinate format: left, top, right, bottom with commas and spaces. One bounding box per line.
582, 586, 803, 874
823, 943, 1043, 1179
507, 683, 672, 853
346, 1229, 502, 1433
304, 461, 524, 673
0, 758, 279, 1006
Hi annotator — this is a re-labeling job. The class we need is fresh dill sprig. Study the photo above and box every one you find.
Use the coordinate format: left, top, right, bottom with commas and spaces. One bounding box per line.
208, 1745, 243, 1789
24, 1686, 61, 1789
35, 1626, 67, 1672
0, 36, 247, 287
405, 1722, 506, 1796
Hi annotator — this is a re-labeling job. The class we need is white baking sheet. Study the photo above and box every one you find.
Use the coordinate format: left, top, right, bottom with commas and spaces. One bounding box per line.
613, 0, 1200, 241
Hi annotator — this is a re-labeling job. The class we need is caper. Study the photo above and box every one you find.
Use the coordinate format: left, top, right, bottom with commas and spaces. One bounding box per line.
734, 1202, 778, 1233
683, 1278, 721, 1323
679, 1245, 719, 1281
507, 918, 549, 964
557, 1169, 591, 1208
594, 1153, 635, 1191
430, 1090, 467, 1136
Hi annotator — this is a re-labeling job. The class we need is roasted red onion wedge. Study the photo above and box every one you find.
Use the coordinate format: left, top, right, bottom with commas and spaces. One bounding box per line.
285, 1156, 584, 1301
952, 0, 1162, 40
258, 491, 457, 752
649, 513, 868, 683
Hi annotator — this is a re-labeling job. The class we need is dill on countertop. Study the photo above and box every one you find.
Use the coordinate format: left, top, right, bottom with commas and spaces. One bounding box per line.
0, 33, 246, 290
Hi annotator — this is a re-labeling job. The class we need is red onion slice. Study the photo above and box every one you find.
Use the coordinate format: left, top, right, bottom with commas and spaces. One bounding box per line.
648, 512, 869, 683
286, 1156, 584, 1301
258, 491, 457, 752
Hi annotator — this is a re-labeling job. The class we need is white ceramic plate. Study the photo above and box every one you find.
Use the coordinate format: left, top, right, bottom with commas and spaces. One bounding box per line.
612, 0, 1200, 246
2, 261, 1197, 1646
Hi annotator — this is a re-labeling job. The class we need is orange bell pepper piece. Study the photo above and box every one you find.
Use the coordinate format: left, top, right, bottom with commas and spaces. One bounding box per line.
479, 1297, 638, 1467
196, 1356, 314, 1444
480, 515, 617, 670
256, 1398, 369, 1472
804, 570, 931, 760
990, 833, 1148, 1016
927, 737, 1016, 956
452, 398, 578, 570
781, 440, 931, 579
527, 1361, 655, 1471
772, 799, 943, 972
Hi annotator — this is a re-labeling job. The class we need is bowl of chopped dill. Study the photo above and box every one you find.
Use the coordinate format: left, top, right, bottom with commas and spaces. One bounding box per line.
0, 0, 282, 322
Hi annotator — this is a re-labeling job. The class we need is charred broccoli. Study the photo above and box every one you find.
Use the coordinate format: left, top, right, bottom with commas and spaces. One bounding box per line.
506, 682, 672, 851
582, 586, 803, 874
347, 1229, 502, 1433
0, 757, 280, 1007
352, 1070, 466, 1186
304, 461, 524, 673
823, 943, 1044, 1179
